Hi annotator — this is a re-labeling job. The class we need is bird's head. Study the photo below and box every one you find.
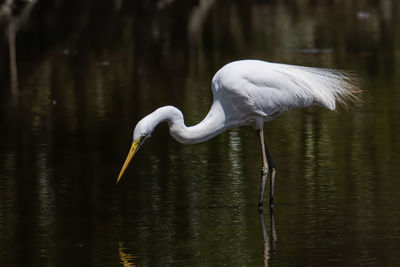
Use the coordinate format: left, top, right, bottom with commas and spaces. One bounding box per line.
116, 106, 182, 183
116, 118, 153, 184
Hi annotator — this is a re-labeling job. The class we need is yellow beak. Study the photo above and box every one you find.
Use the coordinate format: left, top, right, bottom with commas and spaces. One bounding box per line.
116, 138, 141, 184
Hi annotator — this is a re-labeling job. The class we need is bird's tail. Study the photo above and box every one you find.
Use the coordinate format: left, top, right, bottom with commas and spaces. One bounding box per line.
280, 64, 362, 110
305, 66, 361, 109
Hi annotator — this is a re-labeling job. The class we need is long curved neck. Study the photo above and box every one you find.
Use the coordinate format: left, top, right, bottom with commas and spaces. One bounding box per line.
147, 102, 228, 144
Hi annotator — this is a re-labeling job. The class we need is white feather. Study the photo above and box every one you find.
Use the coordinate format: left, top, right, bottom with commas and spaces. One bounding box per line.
212, 60, 357, 116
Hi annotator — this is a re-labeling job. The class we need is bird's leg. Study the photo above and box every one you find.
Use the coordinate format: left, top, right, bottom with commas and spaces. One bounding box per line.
258, 172, 268, 211
258, 130, 269, 211
264, 138, 276, 208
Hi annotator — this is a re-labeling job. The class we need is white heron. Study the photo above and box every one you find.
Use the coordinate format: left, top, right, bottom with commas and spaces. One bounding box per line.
116, 59, 360, 209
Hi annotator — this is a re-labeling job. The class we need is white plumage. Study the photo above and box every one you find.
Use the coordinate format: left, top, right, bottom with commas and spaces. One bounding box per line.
117, 59, 360, 208
212, 60, 357, 124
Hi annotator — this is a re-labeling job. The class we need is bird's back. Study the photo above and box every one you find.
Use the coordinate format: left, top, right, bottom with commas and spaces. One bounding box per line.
211, 60, 359, 125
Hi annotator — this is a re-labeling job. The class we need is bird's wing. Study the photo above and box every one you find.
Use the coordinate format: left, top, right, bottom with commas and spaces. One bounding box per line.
212, 60, 359, 121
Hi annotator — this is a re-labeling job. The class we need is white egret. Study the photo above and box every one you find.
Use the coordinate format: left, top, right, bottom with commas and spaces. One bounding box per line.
116, 59, 360, 209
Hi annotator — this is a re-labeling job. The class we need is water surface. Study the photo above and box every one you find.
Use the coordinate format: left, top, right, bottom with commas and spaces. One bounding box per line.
1, 0, 400, 266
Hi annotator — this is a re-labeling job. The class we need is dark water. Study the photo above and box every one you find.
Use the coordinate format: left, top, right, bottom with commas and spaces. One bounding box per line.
1, 0, 400, 266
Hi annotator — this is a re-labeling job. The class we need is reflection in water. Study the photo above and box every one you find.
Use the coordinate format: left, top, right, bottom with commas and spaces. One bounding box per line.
118, 242, 136, 267
259, 208, 277, 267
228, 129, 244, 207
93, 64, 108, 121
36, 146, 56, 257
303, 115, 316, 211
